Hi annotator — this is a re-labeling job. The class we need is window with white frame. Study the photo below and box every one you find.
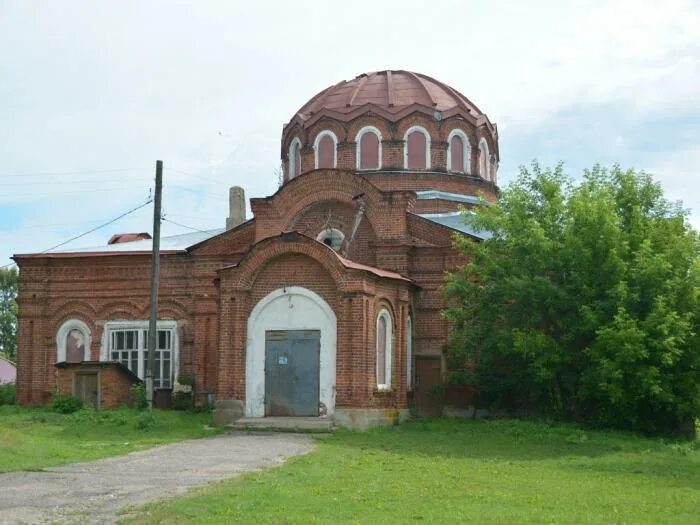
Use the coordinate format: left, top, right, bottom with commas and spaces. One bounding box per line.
447, 129, 470, 174
314, 130, 338, 169
376, 309, 393, 389
289, 137, 302, 179
104, 321, 176, 388
355, 126, 382, 170
479, 138, 490, 180
316, 228, 345, 251
56, 319, 91, 363
404, 126, 431, 170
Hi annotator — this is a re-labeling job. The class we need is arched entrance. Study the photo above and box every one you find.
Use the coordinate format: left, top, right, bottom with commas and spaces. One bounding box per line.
245, 287, 337, 417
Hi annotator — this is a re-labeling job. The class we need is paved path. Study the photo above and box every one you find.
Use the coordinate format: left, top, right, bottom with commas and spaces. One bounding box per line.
0, 432, 315, 525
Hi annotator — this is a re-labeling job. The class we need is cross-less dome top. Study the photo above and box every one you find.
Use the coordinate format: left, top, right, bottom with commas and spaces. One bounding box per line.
292, 70, 487, 124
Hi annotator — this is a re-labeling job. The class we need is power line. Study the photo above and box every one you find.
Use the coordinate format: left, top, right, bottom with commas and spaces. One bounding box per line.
0, 176, 151, 187
0, 167, 149, 179
0, 185, 152, 199
165, 184, 228, 201
0, 197, 154, 269
162, 217, 211, 233
41, 198, 153, 253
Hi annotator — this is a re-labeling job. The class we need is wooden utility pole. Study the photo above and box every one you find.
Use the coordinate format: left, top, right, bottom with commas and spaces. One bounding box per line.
146, 160, 163, 410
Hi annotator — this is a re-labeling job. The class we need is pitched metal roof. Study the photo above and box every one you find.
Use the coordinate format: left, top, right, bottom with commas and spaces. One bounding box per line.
15, 229, 225, 258
415, 190, 482, 205
416, 211, 493, 240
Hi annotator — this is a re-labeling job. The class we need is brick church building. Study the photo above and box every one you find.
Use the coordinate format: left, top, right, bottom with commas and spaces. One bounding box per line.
14, 71, 499, 429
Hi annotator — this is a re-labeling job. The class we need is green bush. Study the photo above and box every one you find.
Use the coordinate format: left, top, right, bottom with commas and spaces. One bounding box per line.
0, 384, 15, 405
172, 391, 193, 411
135, 411, 156, 431
129, 383, 147, 410
50, 394, 83, 414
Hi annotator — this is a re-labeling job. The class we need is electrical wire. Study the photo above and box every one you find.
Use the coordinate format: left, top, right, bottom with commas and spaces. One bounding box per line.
0, 197, 154, 270
40, 199, 153, 253
0, 167, 149, 179
162, 217, 212, 234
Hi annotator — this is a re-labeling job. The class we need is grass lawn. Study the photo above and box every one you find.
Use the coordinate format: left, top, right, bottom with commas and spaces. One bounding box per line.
122, 418, 699, 525
0, 405, 220, 473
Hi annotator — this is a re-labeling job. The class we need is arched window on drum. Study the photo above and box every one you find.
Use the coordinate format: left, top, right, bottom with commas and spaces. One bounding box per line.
479, 138, 490, 180
314, 130, 338, 169
447, 129, 470, 174
404, 126, 431, 170
288, 137, 302, 179
355, 126, 382, 170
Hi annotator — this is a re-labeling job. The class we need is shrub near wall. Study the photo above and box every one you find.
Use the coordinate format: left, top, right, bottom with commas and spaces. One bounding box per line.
445, 163, 700, 437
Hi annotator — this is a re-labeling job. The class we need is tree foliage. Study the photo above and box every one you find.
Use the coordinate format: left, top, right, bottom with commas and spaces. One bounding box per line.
0, 267, 18, 361
444, 163, 700, 436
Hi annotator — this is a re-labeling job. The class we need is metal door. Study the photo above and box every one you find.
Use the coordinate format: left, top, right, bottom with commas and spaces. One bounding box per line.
265, 330, 320, 416
74, 372, 99, 409
414, 357, 443, 417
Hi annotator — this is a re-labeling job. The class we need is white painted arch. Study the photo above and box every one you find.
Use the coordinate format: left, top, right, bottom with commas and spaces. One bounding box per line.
245, 286, 337, 417
355, 125, 383, 170
446, 128, 471, 173
56, 319, 91, 363
313, 130, 338, 169
403, 125, 431, 169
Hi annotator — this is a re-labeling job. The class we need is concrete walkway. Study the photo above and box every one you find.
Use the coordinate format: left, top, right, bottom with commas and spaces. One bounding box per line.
0, 432, 315, 525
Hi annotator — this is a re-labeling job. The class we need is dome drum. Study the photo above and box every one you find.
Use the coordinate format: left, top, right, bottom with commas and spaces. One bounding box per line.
280, 70, 499, 194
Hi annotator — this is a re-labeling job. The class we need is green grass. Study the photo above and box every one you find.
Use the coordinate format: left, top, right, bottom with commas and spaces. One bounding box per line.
122, 418, 699, 525
0, 405, 220, 473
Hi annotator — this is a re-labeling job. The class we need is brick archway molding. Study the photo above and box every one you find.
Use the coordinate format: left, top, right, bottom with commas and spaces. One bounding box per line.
245, 286, 337, 418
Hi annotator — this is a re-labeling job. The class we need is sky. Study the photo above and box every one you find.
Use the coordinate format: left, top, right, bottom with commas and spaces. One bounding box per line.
1, 0, 699, 267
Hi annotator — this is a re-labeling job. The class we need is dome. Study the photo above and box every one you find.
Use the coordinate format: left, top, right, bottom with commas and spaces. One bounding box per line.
292, 70, 486, 124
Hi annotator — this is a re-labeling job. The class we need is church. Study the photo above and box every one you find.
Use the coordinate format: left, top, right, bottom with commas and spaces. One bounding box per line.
13, 71, 499, 429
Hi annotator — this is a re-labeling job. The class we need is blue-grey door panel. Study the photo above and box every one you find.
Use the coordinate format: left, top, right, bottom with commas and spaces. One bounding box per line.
265, 330, 320, 416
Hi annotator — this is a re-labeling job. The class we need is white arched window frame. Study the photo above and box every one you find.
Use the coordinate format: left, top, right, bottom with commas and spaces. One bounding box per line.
355, 125, 383, 170
406, 315, 413, 389
56, 319, 91, 363
313, 130, 338, 169
479, 137, 490, 181
376, 309, 393, 390
446, 129, 471, 174
403, 125, 431, 170
316, 228, 345, 251
288, 137, 302, 180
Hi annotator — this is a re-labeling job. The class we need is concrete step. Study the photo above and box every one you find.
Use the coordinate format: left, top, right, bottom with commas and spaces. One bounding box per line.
229, 416, 335, 433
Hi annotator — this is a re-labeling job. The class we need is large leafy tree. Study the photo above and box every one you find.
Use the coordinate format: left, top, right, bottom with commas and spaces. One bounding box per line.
0, 267, 18, 361
444, 163, 700, 436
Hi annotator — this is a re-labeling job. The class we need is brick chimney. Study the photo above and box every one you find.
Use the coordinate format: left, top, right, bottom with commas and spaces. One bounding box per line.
226, 186, 246, 230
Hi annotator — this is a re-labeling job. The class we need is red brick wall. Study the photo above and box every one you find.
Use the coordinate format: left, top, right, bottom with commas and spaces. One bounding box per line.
55, 364, 137, 409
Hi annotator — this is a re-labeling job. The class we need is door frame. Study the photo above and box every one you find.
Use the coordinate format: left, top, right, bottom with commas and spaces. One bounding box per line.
72, 370, 100, 409
246, 287, 337, 418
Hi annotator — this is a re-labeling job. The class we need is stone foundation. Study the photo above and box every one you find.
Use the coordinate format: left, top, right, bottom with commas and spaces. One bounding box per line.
333, 408, 411, 431
212, 399, 245, 425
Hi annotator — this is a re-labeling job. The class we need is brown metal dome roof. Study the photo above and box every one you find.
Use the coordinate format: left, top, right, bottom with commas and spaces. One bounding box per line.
293, 70, 486, 123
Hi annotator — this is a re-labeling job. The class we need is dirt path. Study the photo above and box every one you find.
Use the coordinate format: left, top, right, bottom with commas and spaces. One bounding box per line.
0, 432, 315, 525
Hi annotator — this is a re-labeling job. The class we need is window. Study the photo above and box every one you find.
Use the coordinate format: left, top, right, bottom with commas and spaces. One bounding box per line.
289, 137, 302, 179
447, 129, 470, 173
316, 228, 345, 251
404, 126, 431, 170
355, 126, 382, 170
376, 309, 393, 389
57, 319, 91, 363
479, 138, 490, 180
406, 315, 413, 389
314, 130, 338, 169
103, 321, 176, 389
